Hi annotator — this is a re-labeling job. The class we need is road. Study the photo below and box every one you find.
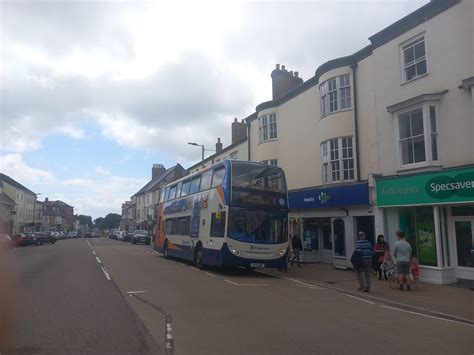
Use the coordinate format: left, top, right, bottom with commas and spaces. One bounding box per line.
4, 238, 473, 354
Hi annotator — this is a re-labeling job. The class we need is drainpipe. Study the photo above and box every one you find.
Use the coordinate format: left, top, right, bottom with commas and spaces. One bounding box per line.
351, 62, 361, 182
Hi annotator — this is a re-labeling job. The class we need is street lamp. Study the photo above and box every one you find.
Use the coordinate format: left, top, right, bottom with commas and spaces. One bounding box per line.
33, 193, 42, 232
188, 142, 205, 163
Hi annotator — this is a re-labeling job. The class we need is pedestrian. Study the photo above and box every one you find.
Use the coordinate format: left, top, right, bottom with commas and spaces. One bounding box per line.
355, 231, 373, 293
411, 254, 420, 289
394, 230, 412, 291
374, 234, 389, 280
381, 250, 396, 288
290, 234, 302, 267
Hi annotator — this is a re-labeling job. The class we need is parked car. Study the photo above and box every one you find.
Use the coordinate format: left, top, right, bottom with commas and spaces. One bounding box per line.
22, 233, 43, 246
11, 233, 25, 247
131, 231, 150, 245
35, 233, 57, 245
0, 234, 13, 249
123, 232, 132, 242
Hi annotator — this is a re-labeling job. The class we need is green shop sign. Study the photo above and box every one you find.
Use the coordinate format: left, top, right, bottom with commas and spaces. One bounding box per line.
376, 166, 474, 207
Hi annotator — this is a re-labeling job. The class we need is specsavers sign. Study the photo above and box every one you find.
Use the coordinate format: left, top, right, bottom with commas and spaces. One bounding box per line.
376, 166, 474, 207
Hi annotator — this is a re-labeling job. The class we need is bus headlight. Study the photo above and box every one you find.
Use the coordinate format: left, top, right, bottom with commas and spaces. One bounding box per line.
277, 248, 287, 257
228, 243, 240, 256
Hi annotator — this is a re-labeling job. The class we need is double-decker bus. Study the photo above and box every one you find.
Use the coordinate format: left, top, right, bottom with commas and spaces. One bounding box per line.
154, 160, 289, 269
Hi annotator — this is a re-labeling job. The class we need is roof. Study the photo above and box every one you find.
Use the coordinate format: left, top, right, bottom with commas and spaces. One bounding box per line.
0, 192, 15, 206
251, 0, 460, 118
134, 164, 185, 196
186, 137, 248, 171
43, 200, 73, 208
0, 173, 36, 195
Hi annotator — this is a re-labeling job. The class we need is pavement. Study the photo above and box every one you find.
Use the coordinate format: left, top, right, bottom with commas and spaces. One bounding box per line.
3, 238, 473, 355
263, 262, 474, 323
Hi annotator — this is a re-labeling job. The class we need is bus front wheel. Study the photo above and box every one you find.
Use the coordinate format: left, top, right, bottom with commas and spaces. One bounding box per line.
195, 245, 204, 270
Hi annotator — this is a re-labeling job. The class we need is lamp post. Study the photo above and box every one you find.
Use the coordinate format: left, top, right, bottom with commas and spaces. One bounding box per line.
33, 193, 42, 232
188, 142, 205, 165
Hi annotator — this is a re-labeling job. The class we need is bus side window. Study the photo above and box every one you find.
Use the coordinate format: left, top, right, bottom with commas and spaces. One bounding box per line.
211, 167, 225, 188
189, 176, 201, 194
181, 180, 191, 197
210, 212, 226, 237
176, 182, 183, 198
168, 185, 177, 200
163, 187, 170, 202
200, 170, 212, 191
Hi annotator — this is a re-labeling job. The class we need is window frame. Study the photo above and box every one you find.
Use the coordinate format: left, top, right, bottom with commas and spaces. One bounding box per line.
400, 34, 428, 84
320, 74, 352, 118
321, 137, 355, 184
258, 113, 277, 143
395, 103, 440, 170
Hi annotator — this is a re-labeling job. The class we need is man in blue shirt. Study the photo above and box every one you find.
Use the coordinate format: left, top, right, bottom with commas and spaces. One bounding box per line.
355, 231, 373, 292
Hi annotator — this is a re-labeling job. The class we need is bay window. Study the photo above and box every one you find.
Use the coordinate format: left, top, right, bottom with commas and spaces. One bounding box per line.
258, 113, 277, 143
320, 74, 352, 117
321, 137, 355, 184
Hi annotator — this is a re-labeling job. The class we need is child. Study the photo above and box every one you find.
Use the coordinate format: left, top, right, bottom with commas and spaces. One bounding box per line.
411, 255, 420, 289
381, 250, 396, 288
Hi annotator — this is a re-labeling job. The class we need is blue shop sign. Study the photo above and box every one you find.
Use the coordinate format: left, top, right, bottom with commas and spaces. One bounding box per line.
289, 183, 369, 209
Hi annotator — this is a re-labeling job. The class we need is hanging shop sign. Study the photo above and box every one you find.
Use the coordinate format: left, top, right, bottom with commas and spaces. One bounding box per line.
376, 166, 474, 207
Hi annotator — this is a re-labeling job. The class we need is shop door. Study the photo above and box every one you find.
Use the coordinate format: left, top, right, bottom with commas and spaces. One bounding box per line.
321, 221, 333, 263
454, 219, 474, 280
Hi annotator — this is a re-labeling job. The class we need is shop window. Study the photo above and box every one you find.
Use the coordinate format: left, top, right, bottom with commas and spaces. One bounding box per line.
452, 205, 474, 217
454, 221, 474, 268
399, 207, 437, 266
303, 219, 319, 251
333, 218, 345, 257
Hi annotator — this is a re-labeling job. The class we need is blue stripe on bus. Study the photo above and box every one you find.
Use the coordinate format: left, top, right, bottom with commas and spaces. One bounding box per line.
156, 241, 288, 269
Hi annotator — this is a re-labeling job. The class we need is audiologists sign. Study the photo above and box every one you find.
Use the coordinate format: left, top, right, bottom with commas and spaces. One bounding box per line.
376, 166, 474, 207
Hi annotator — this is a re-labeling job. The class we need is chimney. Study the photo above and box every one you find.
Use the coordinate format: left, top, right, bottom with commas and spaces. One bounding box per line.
271, 64, 303, 101
152, 164, 166, 180
45, 198, 49, 202
216, 138, 223, 154
231, 118, 247, 144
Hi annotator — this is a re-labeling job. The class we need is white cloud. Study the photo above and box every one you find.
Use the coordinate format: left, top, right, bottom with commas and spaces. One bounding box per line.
95, 165, 111, 176
0, 154, 54, 185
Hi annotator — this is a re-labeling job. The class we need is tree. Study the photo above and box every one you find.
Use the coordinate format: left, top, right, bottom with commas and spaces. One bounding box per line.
74, 214, 93, 229
94, 213, 121, 230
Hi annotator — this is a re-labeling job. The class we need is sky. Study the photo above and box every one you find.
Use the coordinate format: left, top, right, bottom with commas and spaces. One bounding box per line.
0, 0, 427, 219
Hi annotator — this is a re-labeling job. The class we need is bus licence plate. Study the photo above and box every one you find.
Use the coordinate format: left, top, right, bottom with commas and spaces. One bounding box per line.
250, 263, 265, 268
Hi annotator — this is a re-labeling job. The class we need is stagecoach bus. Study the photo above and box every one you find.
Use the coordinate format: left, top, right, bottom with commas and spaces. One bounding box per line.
154, 160, 289, 269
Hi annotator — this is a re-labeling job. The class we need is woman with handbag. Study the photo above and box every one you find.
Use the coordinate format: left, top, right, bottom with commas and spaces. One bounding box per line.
374, 234, 389, 280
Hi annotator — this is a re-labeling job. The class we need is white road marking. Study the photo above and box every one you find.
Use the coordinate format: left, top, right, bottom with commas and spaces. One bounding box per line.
205, 272, 217, 278
86, 240, 92, 249
96, 256, 102, 264
189, 267, 200, 271
92, 250, 96, 255
343, 293, 376, 305
380, 305, 474, 328
100, 266, 111, 280
257, 270, 315, 287
224, 279, 269, 286
126, 291, 148, 294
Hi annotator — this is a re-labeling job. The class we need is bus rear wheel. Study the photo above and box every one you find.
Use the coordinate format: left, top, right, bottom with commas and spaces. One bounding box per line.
195, 245, 204, 270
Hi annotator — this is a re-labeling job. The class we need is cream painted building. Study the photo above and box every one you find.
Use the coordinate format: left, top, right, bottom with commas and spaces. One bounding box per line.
0, 173, 37, 234
246, 0, 473, 281
368, 0, 474, 284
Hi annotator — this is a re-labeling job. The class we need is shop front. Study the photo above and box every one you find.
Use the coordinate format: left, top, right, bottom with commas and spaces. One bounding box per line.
289, 182, 372, 269
375, 166, 474, 284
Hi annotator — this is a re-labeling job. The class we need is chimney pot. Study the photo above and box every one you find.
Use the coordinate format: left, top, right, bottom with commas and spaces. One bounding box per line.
295, 72, 299, 78
290, 71, 293, 76
276, 64, 280, 70
281, 65, 286, 71
234, 117, 238, 122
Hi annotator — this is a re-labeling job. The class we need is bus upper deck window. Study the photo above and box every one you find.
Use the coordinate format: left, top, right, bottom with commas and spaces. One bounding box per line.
211, 167, 225, 188
189, 176, 201, 194
181, 180, 191, 197
200, 170, 212, 191
168, 185, 177, 200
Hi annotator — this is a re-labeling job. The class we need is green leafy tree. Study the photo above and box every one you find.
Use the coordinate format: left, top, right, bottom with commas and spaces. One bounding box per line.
74, 214, 93, 229
94, 213, 121, 230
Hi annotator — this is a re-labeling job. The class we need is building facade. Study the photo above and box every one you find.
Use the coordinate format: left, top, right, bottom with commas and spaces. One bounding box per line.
0, 173, 37, 234
42, 199, 74, 232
